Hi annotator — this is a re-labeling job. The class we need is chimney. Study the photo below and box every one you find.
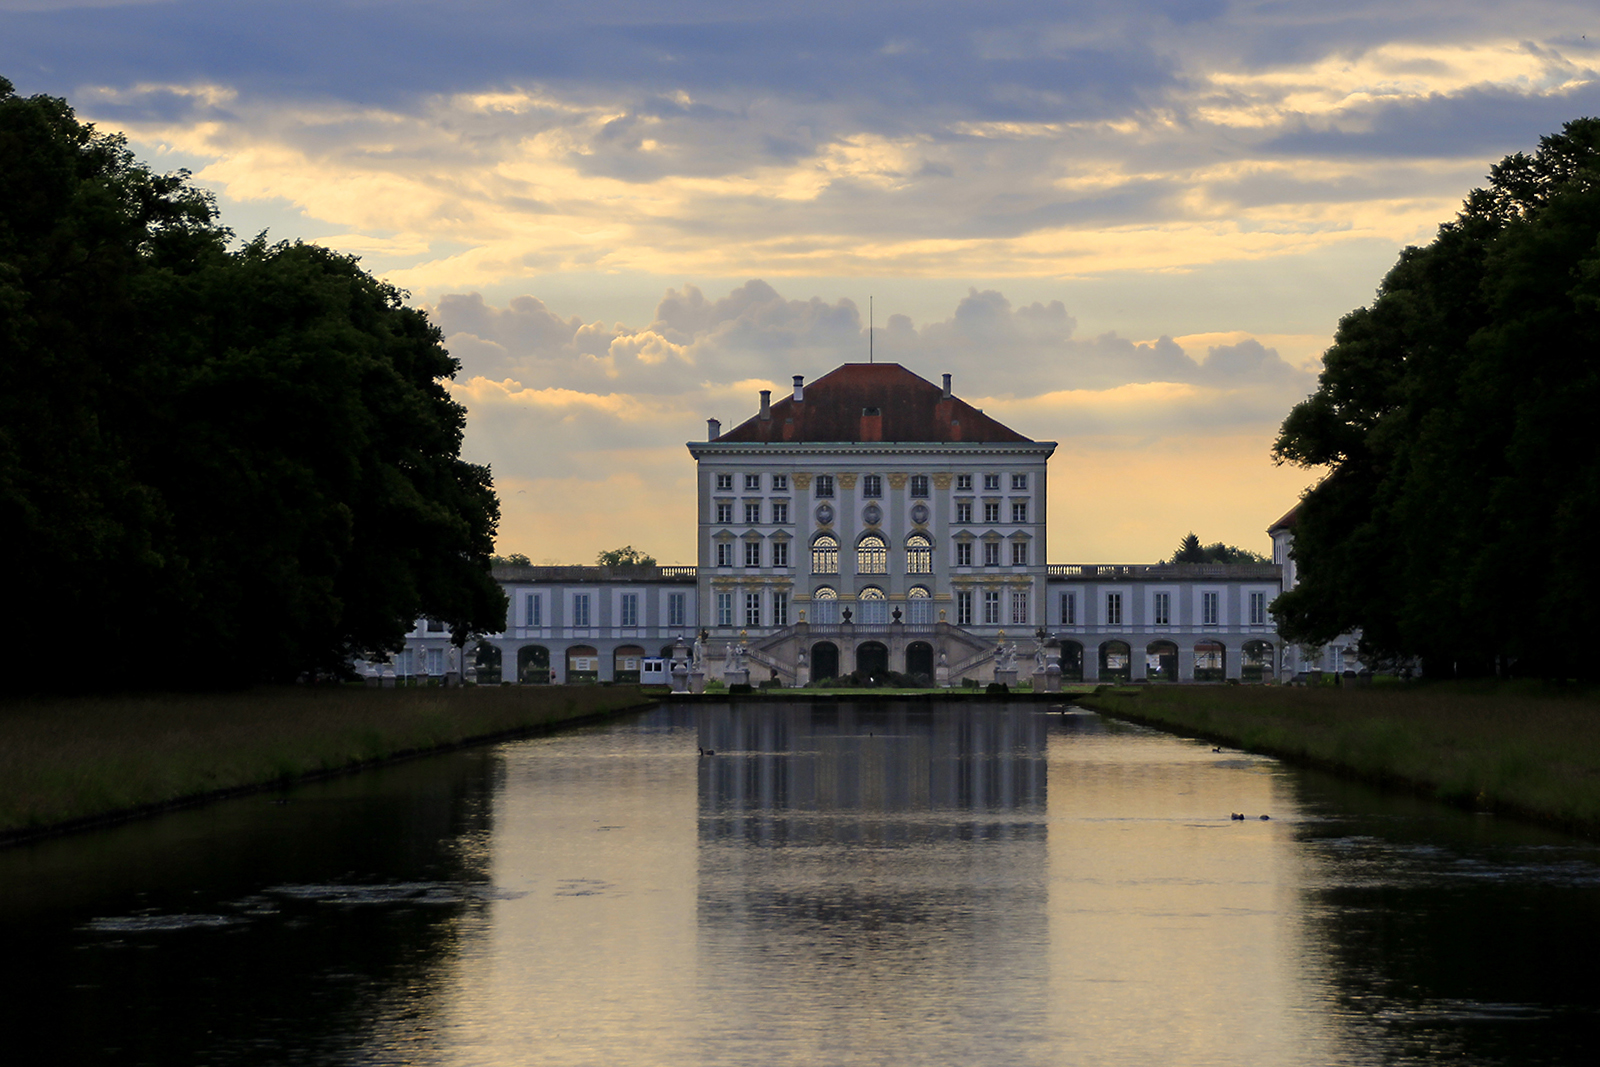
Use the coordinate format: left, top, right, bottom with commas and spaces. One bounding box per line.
792, 375, 805, 402
942, 373, 952, 399
759, 389, 771, 420
707, 418, 721, 441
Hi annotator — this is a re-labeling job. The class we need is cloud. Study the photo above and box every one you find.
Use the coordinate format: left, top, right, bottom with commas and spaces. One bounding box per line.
433, 280, 1318, 560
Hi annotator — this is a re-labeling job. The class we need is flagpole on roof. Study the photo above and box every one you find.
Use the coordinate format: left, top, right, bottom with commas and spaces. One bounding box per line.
869, 295, 873, 363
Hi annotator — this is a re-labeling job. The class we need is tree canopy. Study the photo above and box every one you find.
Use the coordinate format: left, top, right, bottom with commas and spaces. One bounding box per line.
1166, 533, 1269, 565
597, 546, 656, 568
0, 78, 506, 689
1272, 117, 1600, 677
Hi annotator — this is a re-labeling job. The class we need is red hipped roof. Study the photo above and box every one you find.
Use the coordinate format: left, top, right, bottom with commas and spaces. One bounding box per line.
715, 363, 1031, 444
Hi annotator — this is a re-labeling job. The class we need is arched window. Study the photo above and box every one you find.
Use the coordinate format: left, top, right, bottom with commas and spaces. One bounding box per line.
906, 534, 932, 574
858, 586, 888, 626
857, 534, 887, 575
812, 534, 838, 574
812, 585, 838, 625
907, 585, 932, 625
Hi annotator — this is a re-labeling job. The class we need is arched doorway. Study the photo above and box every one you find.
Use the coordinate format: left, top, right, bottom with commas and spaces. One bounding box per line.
1242, 640, 1273, 683
1146, 640, 1179, 683
566, 644, 600, 683
613, 644, 646, 683
1100, 640, 1132, 683
1195, 641, 1226, 682
517, 644, 550, 684
905, 641, 934, 684
474, 641, 502, 684
856, 641, 889, 678
811, 641, 839, 683
1058, 641, 1083, 682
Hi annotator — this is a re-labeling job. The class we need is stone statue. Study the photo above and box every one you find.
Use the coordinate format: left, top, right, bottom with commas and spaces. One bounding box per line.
1034, 645, 1047, 672
724, 642, 738, 671
798, 648, 808, 667
736, 642, 749, 670
692, 633, 706, 669
447, 646, 460, 673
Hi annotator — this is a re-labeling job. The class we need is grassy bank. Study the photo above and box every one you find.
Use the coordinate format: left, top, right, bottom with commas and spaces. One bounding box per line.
1076, 683, 1600, 835
0, 685, 652, 841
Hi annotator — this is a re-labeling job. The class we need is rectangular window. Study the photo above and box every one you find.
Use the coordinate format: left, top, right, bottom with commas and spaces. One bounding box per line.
1061, 591, 1076, 626
984, 541, 1000, 567
745, 540, 761, 568
774, 591, 789, 627
1106, 592, 1122, 626
815, 474, 834, 498
908, 596, 931, 625
772, 501, 789, 524
426, 648, 443, 675
1012, 501, 1028, 523
812, 598, 838, 625
716, 502, 733, 524
1011, 473, 1028, 490
772, 541, 789, 568
984, 474, 1000, 490
772, 474, 788, 490
716, 542, 732, 567
745, 501, 761, 524
956, 502, 973, 524
621, 593, 638, 627
862, 474, 882, 498
984, 502, 1000, 523
717, 592, 733, 627
716, 474, 733, 491
526, 593, 542, 627
1011, 590, 1028, 626
956, 474, 973, 491
668, 592, 686, 628
573, 593, 591, 627
957, 591, 973, 626
746, 592, 761, 627
1203, 591, 1219, 625
1250, 591, 1266, 626
956, 541, 973, 567
1153, 591, 1170, 626
744, 473, 761, 490
910, 475, 929, 498
983, 590, 1000, 625
1012, 541, 1028, 566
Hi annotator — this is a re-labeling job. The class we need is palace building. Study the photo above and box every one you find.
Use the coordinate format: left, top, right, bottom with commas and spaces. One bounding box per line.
382, 363, 1299, 686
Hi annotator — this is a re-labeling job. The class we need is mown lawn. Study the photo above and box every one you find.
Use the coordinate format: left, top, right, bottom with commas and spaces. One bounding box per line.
0, 685, 651, 838
1076, 682, 1600, 835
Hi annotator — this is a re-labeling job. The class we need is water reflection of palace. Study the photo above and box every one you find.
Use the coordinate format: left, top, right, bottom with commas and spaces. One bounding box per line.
694, 704, 1052, 1059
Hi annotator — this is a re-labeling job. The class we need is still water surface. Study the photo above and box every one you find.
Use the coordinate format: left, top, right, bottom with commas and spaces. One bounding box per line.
4, 702, 1598, 1065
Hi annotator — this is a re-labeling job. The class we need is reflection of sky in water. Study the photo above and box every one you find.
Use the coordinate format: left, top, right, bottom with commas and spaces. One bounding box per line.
5, 703, 1599, 1065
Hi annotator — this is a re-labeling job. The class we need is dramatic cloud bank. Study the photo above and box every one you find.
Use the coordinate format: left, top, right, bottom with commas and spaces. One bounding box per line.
439, 281, 1315, 563
4, 0, 1593, 559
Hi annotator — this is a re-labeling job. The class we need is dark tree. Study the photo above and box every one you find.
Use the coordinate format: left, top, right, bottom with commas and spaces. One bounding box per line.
0, 78, 506, 689
1167, 533, 1268, 565
597, 545, 656, 567
1272, 118, 1600, 678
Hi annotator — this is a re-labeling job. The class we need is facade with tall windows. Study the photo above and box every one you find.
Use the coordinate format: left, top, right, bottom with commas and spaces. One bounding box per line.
386, 362, 1296, 685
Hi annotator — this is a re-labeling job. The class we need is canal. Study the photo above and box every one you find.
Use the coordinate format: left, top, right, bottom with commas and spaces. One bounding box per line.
4, 702, 1597, 1065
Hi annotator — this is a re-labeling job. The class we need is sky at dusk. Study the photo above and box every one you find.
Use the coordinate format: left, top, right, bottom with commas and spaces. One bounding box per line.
6, 2, 1598, 563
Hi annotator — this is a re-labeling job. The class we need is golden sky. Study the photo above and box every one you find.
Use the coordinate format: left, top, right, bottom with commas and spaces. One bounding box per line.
7, 1, 1597, 561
